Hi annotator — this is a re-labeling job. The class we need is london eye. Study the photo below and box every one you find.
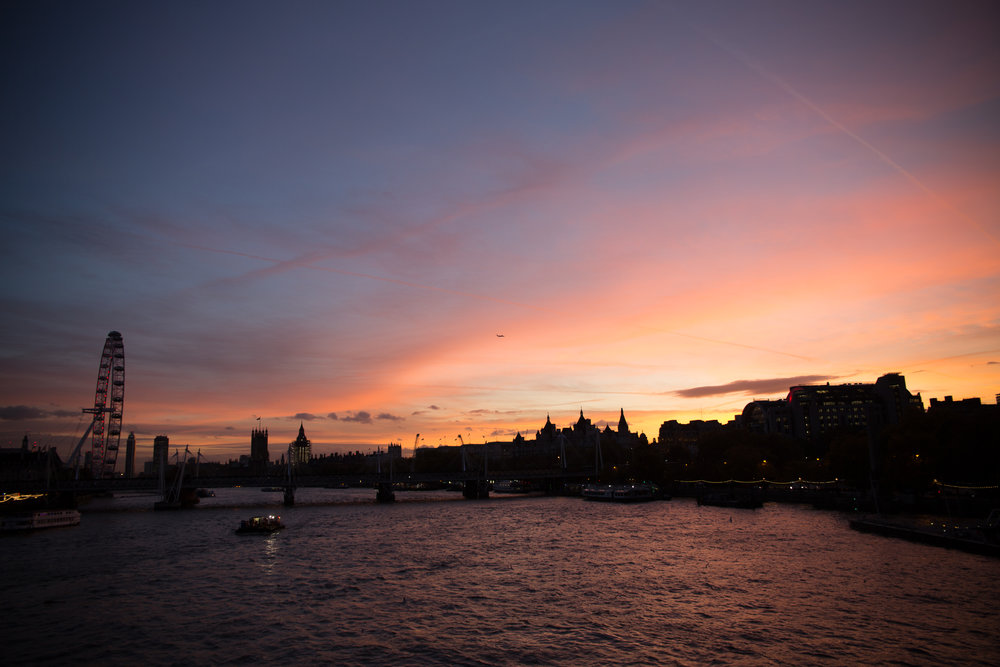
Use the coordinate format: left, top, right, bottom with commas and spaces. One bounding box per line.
85, 331, 125, 478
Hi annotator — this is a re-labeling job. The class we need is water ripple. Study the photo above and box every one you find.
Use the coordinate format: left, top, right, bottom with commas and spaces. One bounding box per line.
3, 495, 999, 665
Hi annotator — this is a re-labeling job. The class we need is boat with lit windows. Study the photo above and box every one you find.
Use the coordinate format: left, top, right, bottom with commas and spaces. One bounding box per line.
582, 483, 662, 502
1, 508, 81, 532
612, 484, 657, 502
1, 492, 81, 532
581, 484, 615, 500
236, 515, 285, 534
493, 480, 533, 494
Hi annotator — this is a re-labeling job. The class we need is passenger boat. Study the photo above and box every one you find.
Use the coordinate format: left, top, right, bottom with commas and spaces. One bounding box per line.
581, 484, 616, 500
493, 480, 533, 494
612, 484, 657, 502
0, 508, 81, 532
582, 483, 661, 502
236, 515, 284, 534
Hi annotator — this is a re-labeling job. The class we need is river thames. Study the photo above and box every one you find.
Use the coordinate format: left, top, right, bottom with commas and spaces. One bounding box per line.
2, 489, 998, 665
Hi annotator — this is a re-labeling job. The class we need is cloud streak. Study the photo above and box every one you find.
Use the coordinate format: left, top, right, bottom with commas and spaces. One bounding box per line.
0, 405, 78, 420
674, 376, 832, 399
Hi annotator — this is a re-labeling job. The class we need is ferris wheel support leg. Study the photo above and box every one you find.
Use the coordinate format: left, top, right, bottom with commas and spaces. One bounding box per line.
68, 417, 97, 480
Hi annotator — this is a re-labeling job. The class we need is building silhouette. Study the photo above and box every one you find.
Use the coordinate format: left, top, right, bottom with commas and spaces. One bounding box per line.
741, 373, 923, 445
0, 435, 66, 483
572, 409, 595, 443
152, 435, 169, 478
658, 419, 724, 459
601, 408, 646, 448
535, 414, 558, 447
124, 432, 135, 479
928, 394, 1000, 416
291, 423, 311, 466
250, 426, 269, 474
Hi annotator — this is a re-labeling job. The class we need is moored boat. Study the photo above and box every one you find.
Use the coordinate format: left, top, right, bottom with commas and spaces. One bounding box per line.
582, 483, 663, 502
581, 484, 615, 500
236, 514, 284, 534
612, 484, 657, 502
1, 508, 81, 532
493, 480, 533, 494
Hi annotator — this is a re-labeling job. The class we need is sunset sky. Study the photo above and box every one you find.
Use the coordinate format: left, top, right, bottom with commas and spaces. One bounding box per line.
2, 1, 998, 465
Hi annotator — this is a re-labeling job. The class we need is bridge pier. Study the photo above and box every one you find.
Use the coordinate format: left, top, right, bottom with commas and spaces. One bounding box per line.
376, 481, 395, 503
463, 479, 489, 500
283, 486, 295, 507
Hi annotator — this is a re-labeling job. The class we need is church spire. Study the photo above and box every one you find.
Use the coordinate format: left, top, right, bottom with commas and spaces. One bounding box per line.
618, 408, 629, 434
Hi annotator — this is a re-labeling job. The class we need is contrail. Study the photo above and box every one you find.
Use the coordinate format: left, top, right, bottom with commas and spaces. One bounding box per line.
700, 27, 999, 245
652, 328, 818, 362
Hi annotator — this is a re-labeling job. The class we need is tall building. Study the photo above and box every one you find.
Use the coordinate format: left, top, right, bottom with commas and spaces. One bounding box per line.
250, 426, 269, 473
871, 373, 925, 426
124, 432, 135, 479
788, 373, 923, 441
291, 423, 311, 465
152, 435, 169, 478
741, 373, 923, 446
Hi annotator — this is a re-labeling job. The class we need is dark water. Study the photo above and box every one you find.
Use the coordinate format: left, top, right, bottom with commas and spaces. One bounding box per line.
2, 491, 998, 666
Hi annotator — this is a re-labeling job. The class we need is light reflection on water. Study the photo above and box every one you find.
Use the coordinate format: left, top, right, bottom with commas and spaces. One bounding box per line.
2, 492, 998, 665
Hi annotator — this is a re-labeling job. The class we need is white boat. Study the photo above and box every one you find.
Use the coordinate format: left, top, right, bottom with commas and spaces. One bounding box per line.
612, 484, 655, 502
582, 483, 660, 502
0, 508, 81, 532
493, 480, 532, 494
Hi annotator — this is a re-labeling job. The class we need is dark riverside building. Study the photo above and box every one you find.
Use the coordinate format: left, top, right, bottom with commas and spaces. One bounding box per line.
742, 373, 923, 443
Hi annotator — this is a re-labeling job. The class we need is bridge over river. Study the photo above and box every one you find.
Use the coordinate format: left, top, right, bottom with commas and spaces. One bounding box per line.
3, 467, 599, 504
